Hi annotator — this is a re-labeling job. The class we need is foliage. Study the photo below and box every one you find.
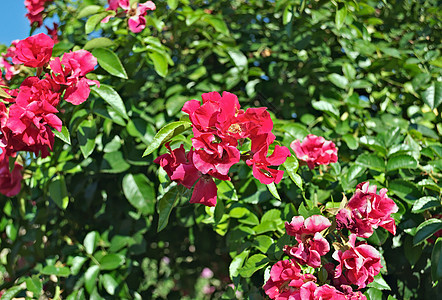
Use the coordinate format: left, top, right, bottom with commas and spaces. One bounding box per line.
0, 0, 441, 299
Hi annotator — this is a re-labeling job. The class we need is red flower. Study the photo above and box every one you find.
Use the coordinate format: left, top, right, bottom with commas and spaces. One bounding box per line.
50, 50, 99, 105
290, 134, 338, 169
333, 234, 382, 289
45, 23, 59, 43
128, 1, 156, 33
0, 148, 23, 197
284, 215, 331, 268
336, 182, 398, 238
154, 143, 217, 207
12, 33, 54, 68
25, 0, 53, 26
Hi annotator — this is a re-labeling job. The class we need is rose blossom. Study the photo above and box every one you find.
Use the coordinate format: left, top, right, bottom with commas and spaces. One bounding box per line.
290, 134, 338, 169
336, 182, 398, 238
333, 234, 382, 289
0, 147, 23, 197
284, 215, 331, 268
12, 33, 54, 68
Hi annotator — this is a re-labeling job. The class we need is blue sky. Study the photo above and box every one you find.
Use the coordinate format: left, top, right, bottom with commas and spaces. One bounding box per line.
0, 1, 32, 45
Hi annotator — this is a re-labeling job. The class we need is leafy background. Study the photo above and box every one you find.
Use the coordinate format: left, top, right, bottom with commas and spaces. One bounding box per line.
0, 0, 441, 299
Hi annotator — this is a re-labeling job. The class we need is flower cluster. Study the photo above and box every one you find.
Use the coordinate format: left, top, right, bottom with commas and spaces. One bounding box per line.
0, 33, 99, 196
264, 182, 398, 299
25, 0, 53, 27
103, 0, 156, 33
0, 148, 22, 197
291, 134, 338, 169
155, 91, 290, 207
336, 182, 398, 238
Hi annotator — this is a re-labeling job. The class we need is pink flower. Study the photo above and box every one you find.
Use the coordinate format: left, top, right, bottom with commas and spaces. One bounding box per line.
25, 0, 53, 26
336, 182, 398, 238
2, 77, 62, 157
0, 148, 23, 197
45, 23, 59, 43
128, 1, 156, 33
0, 57, 19, 81
314, 284, 347, 300
284, 215, 331, 268
290, 134, 338, 169
12, 33, 54, 68
333, 234, 382, 289
154, 143, 218, 207
50, 50, 99, 105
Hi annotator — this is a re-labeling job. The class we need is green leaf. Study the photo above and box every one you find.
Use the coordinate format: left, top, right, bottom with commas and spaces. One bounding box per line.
413, 219, 442, 245
412, 196, 441, 213
91, 84, 128, 119
202, 15, 229, 35
167, 0, 178, 10
100, 151, 131, 173
26, 276, 43, 297
78, 119, 97, 159
85, 12, 110, 34
356, 153, 385, 172
366, 287, 383, 300
343, 134, 359, 150
78, 5, 103, 19
92, 48, 128, 79
252, 235, 274, 253
123, 174, 156, 215
229, 250, 249, 279
328, 73, 348, 89
422, 81, 442, 109
431, 237, 442, 282
283, 156, 303, 189
49, 176, 69, 210
386, 154, 418, 172
84, 231, 99, 255
143, 120, 192, 156
101, 274, 118, 295
1, 286, 24, 300
342, 63, 356, 80
238, 254, 269, 278
52, 126, 71, 145
41, 265, 71, 277
84, 265, 100, 294
148, 51, 168, 77
312, 100, 340, 117
0, 87, 12, 99
99, 253, 125, 270
157, 185, 180, 232
228, 49, 248, 70
367, 274, 391, 290
404, 235, 422, 267
84, 38, 114, 50
335, 7, 347, 29
267, 182, 281, 200
70, 256, 88, 275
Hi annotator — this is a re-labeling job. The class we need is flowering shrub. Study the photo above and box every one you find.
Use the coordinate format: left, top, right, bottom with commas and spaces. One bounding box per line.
0, 0, 440, 299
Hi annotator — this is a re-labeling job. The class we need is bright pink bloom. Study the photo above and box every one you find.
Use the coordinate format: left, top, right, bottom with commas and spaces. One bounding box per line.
25, 0, 53, 26
263, 259, 317, 300
290, 134, 338, 169
12, 33, 54, 68
128, 1, 156, 33
333, 234, 382, 289
3, 77, 62, 157
314, 285, 347, 300
50, 50, 99, 105
0, 148, 23, 197
284, 215, 331, 268
154, 143, 217, 207
336, 182, 398, 238
45, 23, 59, 43
0, 57, 20, 81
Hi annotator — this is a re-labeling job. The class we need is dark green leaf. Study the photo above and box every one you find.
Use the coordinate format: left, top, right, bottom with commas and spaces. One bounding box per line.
328, 73, 348, 89
202, 15, 229, 35
148, 51, 168, 77
157, 184, 180, 232
85, 12, 110, 34
91, 84, 128, 119
143, 120, 192, 156
78, 5, 103, 19
92, 48, 128, 79
84, 265, 100, 294
101, 274, 118, 295
386, 154, 418, 172
422, 81, 442, 109
367, 274, 391, 290
413, 219, 442, 245
100, 151, 131, 173
99, 253, 125, 270
431, 237, 442, 282
25, 276, 42, 297
84, 38, 114, 50
52, 126, 71, 145
412, 196, 441, 213
343, 134, 359, 150
84, 231, 99, 255
123, 174, 155, 215
238, 254, 269, 278
41, 265, 71, 277
356, 153, 385, 172
335, 7, 347, 29
1, 286, 24, 300
49, 176, 69, 209
77, 119, 96, 159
